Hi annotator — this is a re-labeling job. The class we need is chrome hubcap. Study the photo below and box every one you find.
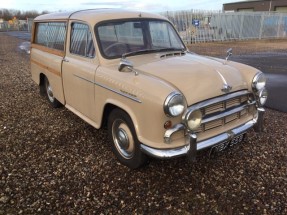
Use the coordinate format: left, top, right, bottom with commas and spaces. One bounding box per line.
46, 80, 55, 103
112, 120, 135, 159
117, 128, 129, 149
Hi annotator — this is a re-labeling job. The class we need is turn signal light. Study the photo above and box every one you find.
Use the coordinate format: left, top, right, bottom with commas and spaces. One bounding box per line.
164, 121, 172, 129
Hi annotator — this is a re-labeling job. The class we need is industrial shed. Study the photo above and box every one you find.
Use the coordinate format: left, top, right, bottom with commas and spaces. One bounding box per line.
223, 0, 287, 12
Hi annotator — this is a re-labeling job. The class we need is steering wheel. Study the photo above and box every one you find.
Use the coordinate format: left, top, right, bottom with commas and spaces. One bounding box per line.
104, 42, 130, 57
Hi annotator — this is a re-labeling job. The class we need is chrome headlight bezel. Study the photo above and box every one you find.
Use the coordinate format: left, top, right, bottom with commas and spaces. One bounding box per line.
252, 72, 266, 92
185, 109, 203, 131
258, 88, 268, 106
164, 92, 185, 117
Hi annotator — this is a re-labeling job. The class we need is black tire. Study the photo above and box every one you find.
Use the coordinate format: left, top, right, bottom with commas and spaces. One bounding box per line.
108, 109, 148, 169
43, 77, 62, 108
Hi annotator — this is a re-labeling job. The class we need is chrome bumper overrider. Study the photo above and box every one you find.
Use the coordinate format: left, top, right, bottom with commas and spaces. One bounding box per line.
140, 108, 265, 159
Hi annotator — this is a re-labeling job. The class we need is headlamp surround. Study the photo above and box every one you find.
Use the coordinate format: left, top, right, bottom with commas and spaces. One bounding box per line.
252, 72, 266, 91
164, 92, 185, 117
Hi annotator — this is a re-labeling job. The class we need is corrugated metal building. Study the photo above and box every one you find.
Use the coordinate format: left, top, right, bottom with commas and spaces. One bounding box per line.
223, 0, 287, 12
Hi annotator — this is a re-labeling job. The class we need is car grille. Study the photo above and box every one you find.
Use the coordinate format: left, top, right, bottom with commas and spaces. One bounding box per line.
190, 90, 256, 133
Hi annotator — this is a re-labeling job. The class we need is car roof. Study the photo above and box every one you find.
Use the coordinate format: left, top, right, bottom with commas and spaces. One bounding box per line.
34, 9, 167, 24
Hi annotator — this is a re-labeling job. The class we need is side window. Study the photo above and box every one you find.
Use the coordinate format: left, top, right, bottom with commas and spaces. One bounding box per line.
70, 23, 95, 58
35, 22, 66, 51
35, 23, 48, 46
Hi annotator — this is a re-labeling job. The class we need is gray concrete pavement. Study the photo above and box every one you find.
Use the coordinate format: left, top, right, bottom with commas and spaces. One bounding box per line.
232, 53, 287, 113
5, 31, 31, 41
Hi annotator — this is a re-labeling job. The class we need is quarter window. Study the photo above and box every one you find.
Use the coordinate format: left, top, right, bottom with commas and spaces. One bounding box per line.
35, 22, 66, 51
70, 23, 95, 58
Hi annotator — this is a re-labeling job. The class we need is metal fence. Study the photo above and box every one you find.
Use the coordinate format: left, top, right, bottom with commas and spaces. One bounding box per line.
161, 10, 287, 44
0, 18, 33, 32
1, 10, 287, 44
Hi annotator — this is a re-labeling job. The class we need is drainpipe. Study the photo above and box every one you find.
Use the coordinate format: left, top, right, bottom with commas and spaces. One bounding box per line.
269, 0, 272, 12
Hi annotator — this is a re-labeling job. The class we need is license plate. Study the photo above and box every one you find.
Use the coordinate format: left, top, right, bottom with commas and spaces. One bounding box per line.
209, 133, 245, 158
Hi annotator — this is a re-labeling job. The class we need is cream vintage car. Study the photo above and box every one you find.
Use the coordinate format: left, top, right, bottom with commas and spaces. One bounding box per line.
30, 9, 267, 168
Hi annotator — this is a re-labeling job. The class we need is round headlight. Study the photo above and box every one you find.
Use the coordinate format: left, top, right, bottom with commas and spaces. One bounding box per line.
258, 88, 268, 106
252, 72, 266, 91
186, 109, 202, 131
164, 92, 185, 117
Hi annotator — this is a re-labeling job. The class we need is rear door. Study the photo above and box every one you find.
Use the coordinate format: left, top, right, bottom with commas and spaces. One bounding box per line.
31, 21, 67, 104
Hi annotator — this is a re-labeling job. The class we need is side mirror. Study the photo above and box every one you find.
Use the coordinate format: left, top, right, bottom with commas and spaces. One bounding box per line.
118, 58, 138, 75
226, 48, 232, 61
19, 41, 31, 55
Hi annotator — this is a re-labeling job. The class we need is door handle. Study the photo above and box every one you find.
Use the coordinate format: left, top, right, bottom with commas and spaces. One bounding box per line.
63, 58, 69, 62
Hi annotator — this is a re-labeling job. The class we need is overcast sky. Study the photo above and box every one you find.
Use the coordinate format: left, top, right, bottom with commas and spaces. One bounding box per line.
1, 0, 242, 12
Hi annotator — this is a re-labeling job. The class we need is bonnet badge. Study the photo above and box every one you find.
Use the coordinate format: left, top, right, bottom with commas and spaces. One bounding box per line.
221, 84, 232, 93
216, 70, 232, 93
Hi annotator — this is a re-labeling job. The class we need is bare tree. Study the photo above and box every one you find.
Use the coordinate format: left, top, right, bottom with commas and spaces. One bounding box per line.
0, 8, 50, 20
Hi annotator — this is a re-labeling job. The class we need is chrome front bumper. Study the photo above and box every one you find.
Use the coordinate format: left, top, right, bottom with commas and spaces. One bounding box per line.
140, 108, 264, 159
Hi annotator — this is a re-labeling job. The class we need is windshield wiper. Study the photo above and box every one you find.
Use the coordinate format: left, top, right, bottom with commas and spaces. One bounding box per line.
122, 48, 186, 58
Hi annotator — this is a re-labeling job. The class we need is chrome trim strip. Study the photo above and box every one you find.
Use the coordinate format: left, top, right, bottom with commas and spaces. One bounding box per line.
74, 74, 142, 103
141, 118, 257, 159
197, 119, 255, 151
201, 101, 256, 124
74, 74, 94, 84
183, 90, 250, 121
216, 70, 228, 86
141, 143, 190, 159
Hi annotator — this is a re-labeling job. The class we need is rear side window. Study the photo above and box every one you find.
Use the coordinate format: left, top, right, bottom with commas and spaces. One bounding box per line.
70, 23, 95, 58
35, 22, 66, 51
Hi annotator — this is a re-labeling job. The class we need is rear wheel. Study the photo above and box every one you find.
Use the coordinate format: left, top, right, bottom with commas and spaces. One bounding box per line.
43, 77, 61, 108
108, 109, 147, 169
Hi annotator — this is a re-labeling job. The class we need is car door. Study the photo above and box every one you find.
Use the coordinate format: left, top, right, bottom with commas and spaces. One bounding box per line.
62, 21, 98, 121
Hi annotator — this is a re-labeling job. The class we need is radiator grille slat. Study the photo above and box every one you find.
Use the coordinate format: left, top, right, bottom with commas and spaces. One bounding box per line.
205, 119, 224, 131
192, 92, 254, 133
225, 112, 240, 123
204, 102, 224, 115
226, 97, 241, 109
240, 109, 247, 117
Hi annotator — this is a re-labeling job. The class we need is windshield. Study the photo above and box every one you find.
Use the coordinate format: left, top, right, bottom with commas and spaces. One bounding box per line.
96, 19, 185, 59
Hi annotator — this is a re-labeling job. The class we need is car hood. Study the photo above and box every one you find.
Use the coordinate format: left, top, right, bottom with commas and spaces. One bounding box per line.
135, 53, 248, 105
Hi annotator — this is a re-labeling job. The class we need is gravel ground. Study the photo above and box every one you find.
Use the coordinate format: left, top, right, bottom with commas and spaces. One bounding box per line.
1, 33, 287, 214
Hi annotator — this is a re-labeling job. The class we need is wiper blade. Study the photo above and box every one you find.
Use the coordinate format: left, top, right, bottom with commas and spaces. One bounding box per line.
122, 49, 155, 58
122, 48, 186, 58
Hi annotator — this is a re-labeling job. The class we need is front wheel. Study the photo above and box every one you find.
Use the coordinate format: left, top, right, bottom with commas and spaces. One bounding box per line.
43, 77, 62, 108
108, 109, 147, 169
